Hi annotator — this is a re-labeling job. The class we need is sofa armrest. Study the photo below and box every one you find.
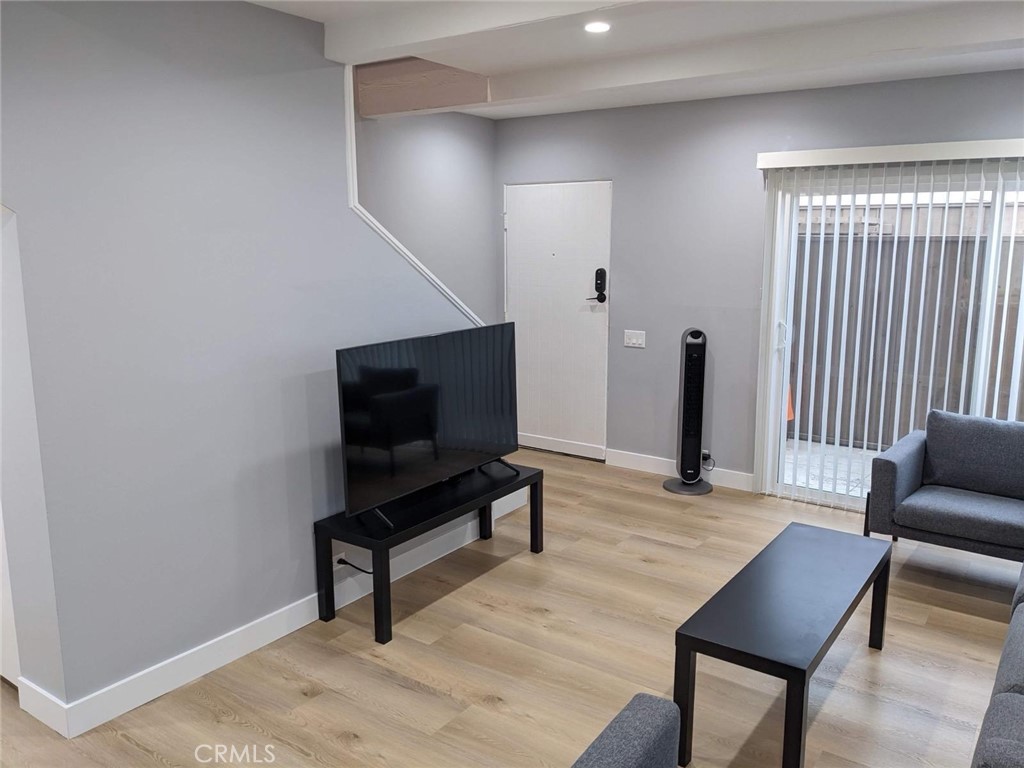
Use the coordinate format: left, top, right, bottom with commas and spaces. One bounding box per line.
572, 694, 680, 768
869, 430, 926, 536
1013, 565, 1024, 615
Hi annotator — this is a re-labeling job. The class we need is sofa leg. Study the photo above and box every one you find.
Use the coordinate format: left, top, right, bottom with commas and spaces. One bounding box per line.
862, 493, 871, 537
892, 535, 898, 542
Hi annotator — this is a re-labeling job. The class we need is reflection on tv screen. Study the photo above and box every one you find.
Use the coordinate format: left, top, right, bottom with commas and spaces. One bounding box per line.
336, 323, 517, 516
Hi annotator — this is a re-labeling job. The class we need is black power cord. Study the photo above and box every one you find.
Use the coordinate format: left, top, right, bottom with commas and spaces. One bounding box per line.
701, 449, 716, 472
337, 557, 373, 575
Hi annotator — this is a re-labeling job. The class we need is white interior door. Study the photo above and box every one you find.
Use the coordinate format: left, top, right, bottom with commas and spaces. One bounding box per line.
505, 181, 611, 459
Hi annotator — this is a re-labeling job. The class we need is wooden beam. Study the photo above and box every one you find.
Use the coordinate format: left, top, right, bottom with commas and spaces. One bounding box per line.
355, 57, 489, 118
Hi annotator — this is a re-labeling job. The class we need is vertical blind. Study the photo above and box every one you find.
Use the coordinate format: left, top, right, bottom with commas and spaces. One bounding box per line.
763, 157, 1024, 508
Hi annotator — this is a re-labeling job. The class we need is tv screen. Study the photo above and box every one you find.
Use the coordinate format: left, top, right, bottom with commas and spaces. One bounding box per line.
336, 323, 518, 517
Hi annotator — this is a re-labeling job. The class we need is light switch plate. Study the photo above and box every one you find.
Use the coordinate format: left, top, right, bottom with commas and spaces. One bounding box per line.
624, 330, 646, 348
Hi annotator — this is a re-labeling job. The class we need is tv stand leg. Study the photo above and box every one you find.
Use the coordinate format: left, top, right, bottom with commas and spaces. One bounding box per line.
530, 478, 543, 554
479, 503, 493, 540
315, 528, 335, 622
372, 547, 392, 644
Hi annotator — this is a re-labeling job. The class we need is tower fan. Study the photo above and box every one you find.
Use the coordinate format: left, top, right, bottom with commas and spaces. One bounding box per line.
663, 328, 712, 495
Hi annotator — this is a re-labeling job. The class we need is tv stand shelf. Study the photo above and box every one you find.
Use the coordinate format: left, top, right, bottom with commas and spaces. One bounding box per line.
314, 462, 543, 643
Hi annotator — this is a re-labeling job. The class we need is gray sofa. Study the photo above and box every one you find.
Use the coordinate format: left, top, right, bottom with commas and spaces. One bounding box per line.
866, 410, 1024, 562
972, 565, 1024, 768
867, 410, 1024, 765
572, 694, 680, 768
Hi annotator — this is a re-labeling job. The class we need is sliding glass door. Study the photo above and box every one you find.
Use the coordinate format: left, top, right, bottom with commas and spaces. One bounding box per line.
758, 158, 1023, 508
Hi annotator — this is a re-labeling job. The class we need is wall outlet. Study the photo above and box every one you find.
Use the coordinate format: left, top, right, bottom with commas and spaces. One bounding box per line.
624, 330, 646, 348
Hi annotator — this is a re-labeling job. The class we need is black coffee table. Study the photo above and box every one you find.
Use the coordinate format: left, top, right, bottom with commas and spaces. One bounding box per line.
674, 523, 891, 768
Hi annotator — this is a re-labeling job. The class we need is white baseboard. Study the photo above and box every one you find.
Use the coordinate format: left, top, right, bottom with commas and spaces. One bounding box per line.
604, 449, 755, 492
18, 490, 527, 738
519, 433, 605, 460
604, 449, 676, 476
15, 677, 70, 737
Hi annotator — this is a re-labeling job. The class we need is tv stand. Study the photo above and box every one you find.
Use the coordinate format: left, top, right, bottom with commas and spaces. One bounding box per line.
314, 463, 543, 644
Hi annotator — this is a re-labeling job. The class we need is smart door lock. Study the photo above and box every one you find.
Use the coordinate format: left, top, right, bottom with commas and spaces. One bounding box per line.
586, 268, 607, 303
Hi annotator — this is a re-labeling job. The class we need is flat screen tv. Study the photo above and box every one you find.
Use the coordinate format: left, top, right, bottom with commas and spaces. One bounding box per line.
336, 322, 518, 517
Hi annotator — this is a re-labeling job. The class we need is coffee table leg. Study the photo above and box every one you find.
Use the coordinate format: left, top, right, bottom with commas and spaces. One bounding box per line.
673, 642, 696, 766
870, 556, 890, 650
783, 673, 808, 768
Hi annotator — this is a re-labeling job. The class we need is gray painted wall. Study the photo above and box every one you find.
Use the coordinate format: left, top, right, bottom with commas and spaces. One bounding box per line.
495, 71, 1024, 473
1, 2, 469, 701
356, 112, 501, 323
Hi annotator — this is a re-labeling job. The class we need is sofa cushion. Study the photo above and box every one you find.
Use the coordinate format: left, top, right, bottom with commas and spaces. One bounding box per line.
971, 693, 1024, 768
923, 411, 1024, 500
894, 485, 1024, 550
993, 608, 1024, 696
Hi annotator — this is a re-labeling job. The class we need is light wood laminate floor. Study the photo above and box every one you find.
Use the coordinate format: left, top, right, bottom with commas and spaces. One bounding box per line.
3, 449, 1020, 767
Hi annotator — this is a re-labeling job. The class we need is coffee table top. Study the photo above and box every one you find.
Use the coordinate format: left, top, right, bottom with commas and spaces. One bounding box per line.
676, 523, 891, 674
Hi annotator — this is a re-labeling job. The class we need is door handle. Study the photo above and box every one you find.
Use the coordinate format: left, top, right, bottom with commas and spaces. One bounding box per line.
587, 268, 607, 303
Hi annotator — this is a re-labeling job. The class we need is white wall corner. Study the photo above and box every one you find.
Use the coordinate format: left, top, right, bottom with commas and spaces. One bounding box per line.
3, 207, 70, 706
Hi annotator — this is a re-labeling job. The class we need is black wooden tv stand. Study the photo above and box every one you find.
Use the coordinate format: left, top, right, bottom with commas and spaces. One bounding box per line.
314, 462, 543, 644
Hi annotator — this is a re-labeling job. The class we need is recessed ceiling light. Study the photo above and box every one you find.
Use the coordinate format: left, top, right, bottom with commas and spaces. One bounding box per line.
584, 21, 610, 34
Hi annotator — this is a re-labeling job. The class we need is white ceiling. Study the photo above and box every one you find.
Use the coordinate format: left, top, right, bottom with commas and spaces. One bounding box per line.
258, 0, 439, 24
466, 46, 1022, 119
406, 2, 953, 77
257, 0, 1024, 118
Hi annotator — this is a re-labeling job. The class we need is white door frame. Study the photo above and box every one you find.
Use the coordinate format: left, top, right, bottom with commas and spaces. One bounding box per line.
753, 172, 788, 495
503, 180, 613, 460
